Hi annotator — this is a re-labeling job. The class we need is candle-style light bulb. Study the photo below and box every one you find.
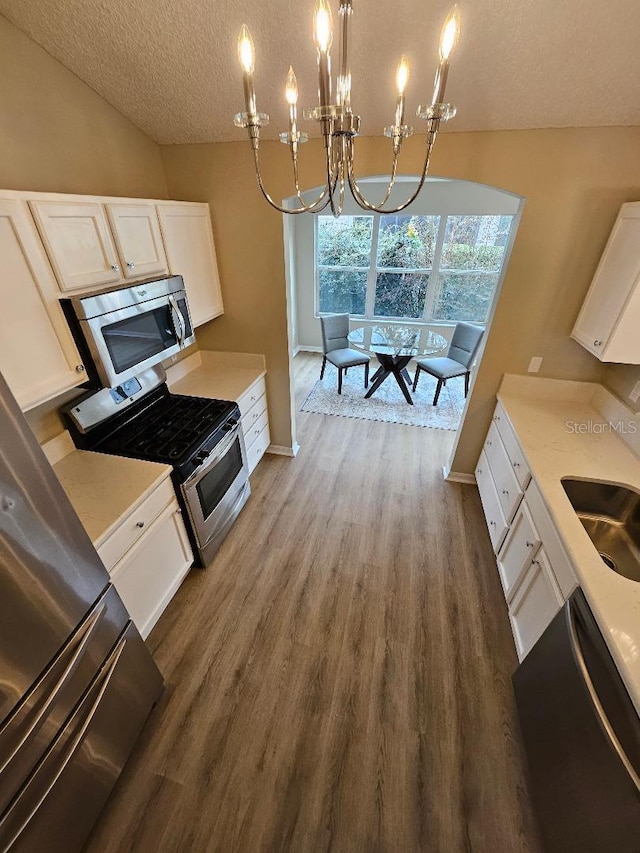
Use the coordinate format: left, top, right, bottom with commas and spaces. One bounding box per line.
237, 25, 255, 74
285, 66, 298, 105
396, 56, 409, 96
439, 6, 460, 62
431, 6, 460, 106
314, 0, 333, 53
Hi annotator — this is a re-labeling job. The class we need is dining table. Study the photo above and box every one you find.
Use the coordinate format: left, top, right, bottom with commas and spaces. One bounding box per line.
348, 324, 448, 405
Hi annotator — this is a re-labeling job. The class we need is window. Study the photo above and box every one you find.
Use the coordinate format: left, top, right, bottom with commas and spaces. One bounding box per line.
316, 212, 514, 324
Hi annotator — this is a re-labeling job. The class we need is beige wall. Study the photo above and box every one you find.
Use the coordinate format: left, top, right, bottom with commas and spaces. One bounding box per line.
0, 15, 167, 198
160, 140, 334, 449
161, 127, 640, 466
0, 15, 168, 442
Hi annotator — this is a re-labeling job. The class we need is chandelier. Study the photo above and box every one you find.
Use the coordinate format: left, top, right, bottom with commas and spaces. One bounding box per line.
234, 1, 460, 217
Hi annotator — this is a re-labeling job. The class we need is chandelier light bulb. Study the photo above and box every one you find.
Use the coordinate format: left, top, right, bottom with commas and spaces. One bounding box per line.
237, 25, 255, 74
285, 66, 298, 105
314, 0, 333, 53
439, 6, 460, 62
395, 56, 410, 95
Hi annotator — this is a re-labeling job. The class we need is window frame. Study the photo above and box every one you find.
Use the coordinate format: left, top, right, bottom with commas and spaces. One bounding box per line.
315, 212, 513, 325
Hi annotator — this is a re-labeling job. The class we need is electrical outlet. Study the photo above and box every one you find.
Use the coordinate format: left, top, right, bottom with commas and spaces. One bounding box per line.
629, 380, 640, 404
528, 356, 543, 373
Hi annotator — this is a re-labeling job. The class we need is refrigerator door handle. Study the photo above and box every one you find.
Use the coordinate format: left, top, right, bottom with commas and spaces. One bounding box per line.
565, 600, 640, 793
2, 633, 127, 851
0, 601, 107, 774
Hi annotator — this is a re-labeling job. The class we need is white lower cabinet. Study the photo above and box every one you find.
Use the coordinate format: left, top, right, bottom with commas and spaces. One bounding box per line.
239, 376, 270, 474
497, 501, 540, 601
508, 546, 563, 660
475, 449, 508, 552
477, 401, 577, 661
97, 478, 193, 639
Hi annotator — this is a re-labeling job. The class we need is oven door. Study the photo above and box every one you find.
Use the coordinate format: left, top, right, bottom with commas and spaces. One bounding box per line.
81, 292, 194, 387
181, 425, 250, 565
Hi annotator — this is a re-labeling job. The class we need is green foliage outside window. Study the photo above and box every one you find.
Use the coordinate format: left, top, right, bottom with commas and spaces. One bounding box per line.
316, 212, 514, 323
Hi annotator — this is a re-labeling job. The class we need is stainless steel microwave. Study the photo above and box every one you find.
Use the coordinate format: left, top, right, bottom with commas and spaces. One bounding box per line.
62, 276, 195, 388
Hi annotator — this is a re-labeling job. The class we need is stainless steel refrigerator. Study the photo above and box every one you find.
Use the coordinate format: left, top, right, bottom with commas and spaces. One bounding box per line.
0, 371, 163, 852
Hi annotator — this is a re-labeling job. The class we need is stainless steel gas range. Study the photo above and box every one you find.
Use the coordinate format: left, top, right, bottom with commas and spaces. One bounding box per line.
63, 366, 250, 566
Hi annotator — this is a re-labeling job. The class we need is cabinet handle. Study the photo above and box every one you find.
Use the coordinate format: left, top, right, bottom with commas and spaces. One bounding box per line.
75, 364, 85, 373
477, 468, 483, 475
532, 558, 540, 566
136, 521, 145, 529
111, 264, 120, 272
594, 340, 602, 347
513, 461, 520, 468
487, 440, 492, 446
254, 428, 260, 436
525, 540, 535, 547
490, 520, 496, 527
502, 489, 509, 496
251, 395, 257, 402
494, 415, 501, 422
127, 261, 135, 269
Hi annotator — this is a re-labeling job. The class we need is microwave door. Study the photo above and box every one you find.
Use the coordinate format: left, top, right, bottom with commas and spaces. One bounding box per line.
83, 295, 182, 387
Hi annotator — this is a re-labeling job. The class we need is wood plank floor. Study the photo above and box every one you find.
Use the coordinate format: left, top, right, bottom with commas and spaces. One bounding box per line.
85, 353, 543, 853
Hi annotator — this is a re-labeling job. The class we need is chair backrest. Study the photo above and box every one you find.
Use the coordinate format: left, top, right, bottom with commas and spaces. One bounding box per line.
320, 313, 350, 354
447, 322, 484, 369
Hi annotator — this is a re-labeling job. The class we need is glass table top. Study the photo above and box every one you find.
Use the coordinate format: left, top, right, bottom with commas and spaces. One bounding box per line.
348, 325, 448, 358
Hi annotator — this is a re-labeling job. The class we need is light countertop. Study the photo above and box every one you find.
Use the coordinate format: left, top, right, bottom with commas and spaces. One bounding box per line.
497, 375, 640, 714
51, 446, 171, 549
167, 350, 266, 401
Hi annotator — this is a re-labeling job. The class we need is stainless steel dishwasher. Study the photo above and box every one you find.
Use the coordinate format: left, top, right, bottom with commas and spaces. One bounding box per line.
512, 587, 640, 853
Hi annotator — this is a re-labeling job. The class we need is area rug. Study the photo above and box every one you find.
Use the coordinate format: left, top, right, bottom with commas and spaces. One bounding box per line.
300, 364, 466, 430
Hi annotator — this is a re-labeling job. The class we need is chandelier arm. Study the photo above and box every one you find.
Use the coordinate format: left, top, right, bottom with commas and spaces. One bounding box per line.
252, 146, 331, 214
291, 156, 332, 210
347, 122, 440, 214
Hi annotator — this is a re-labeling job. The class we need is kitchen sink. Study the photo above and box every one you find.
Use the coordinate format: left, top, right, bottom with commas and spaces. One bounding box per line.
561, 478, 640, 583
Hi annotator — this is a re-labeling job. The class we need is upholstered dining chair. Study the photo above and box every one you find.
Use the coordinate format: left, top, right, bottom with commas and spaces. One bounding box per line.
320, 313, 370, 394
412, 322, 484, 406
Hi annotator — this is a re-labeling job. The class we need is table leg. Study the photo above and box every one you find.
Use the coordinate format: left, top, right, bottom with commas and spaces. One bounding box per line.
365, 354, 414, 404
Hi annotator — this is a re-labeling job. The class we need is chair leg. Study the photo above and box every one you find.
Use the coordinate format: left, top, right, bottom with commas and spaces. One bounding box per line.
412, 364, 422, 392
320, 356, 327, 380
338, 368, 343, 394
364, 361, 369, 388
433, 378, 444, 406
464, 371, 470, 397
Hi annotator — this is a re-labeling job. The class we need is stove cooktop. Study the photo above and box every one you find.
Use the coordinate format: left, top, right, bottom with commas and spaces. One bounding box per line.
97, 393, 237, 467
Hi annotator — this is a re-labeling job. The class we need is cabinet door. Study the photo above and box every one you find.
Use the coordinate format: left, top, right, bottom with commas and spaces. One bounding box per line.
497, 501, 540, 602
0, 199, 85, 410
572, 205, 640, 359
475, 449, 508, 553
106, 202, 168, 280
109, 503, 193, 639
29, 200, 121, 291
483, 421, 522, 523
157, 203, 224, 327
508, 546, 563, 661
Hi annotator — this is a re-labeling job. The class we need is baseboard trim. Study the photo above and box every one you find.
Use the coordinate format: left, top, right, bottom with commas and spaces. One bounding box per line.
267, 443, 300, 458
442, 465, 476, 484
295, 346, 323, 354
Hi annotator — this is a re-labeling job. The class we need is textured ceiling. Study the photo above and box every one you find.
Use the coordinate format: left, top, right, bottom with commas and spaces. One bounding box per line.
1, 0, 640, 144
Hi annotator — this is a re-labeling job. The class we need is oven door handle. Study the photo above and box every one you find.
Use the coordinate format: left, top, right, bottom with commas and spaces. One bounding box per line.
168, 294, 186, 347
183, 424, 241, 488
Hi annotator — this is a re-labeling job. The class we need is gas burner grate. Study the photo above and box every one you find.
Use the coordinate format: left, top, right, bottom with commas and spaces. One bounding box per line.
100, 393, 233, 464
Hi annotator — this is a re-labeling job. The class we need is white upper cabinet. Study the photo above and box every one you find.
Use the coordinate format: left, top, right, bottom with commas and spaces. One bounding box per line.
29, 199, 122, 292
0, 198, 85, 409
572, 203, 640, 363
157, 202, 224, 327
105, 202, 168, 280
